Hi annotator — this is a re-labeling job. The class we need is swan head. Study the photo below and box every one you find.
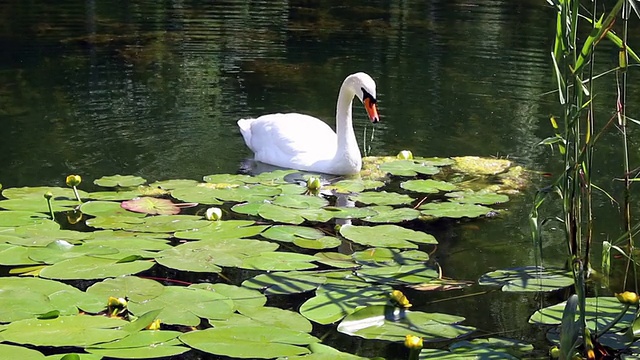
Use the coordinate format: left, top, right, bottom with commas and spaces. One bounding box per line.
345, 72, 380, 123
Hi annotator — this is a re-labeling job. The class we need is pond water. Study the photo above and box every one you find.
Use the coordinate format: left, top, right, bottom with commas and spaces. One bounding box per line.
2, 0, 639, 359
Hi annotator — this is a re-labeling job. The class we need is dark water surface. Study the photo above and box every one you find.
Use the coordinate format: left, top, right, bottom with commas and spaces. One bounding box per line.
2, 1, 638, 358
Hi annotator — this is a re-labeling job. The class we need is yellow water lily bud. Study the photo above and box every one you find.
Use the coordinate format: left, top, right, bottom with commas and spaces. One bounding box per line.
615, 291, 640, 305
306, 177, 322, 191
390, 290, 412, 308
404, 334, 423, 350
205, 207, 223, 221
146, 319, 161, 330
549, 346, 560, 359
107, 296, 128, 308
44, 191, 53, 200
397, 150, 413, 160
66, 175, 82, 187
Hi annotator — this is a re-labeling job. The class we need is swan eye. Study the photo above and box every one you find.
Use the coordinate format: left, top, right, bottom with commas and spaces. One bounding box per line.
361, 88, 377, 104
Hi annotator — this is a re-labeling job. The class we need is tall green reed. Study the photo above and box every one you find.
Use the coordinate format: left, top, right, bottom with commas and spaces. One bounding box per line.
535, 0, 639, 357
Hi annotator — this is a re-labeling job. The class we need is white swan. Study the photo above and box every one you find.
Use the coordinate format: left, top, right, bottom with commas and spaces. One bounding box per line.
237, 72, 380, 175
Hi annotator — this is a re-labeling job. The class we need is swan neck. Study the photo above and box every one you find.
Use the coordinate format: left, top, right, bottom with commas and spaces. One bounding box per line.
336, 86, 357, 153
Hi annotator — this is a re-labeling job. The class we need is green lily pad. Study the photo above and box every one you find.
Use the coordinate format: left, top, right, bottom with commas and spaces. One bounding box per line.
243, 271, 326, 295
379, 160, 440, 176
356, 264, 439, 285
223, 306, 313, 333
1, 315, 129, 347
174, 220, 266, 241
0, 198, 79, 213
364, 206, 420, 223
337, 305, 474, 342
80, 201, 146, 218
86, 276, 165, 303
39, 256, 154, 280
325, 180, 366, 193
400, 179, 457, 193
293, 236, 341, 249
478, 266, 574, 292
313, 252, 356, 268
323, 206, 378, 220
340, 224, 437, 249
2, 186, 89, 200
257, 203, 332, 225
86, 330, 189, 359
0, 344, 46, 359
445, 191, 510, 205
190, 283, 266, 313
285, 342, 370, 360
45, 353, 102, 360
240, 251, 318, 271
271, 194, 328, 209
179, 325, 318, 359
452, 156, 511, 175
128, 286, 233, 326
262, 225, 325, 242
529, 297, 635, 333
353, 248, 429, 265
169, 185, 225, 205
248, 169, 298, 184
120, 197, 185, 215
299, 285, 391, 324
155, 238, 278, 273
0, 211, 51, 227
27, 240, 119, 264
420, 202, 494, 218
149, 179, 200, 190
87, 189, 150, 201
0, 244, 43, 265
230, 201, 263, 216
94, 175, 147, 188
208, 184, 282, 203
95, 214, 211, 233
350, 191, 414, 206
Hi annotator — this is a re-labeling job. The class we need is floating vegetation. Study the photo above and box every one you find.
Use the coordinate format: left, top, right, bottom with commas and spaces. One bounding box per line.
0, 156, 532, 359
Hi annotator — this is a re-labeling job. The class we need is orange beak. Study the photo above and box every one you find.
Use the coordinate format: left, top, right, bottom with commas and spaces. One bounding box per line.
363, 98, 380, 123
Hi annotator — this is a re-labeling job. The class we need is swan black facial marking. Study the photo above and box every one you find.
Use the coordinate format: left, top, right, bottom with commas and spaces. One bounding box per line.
361, 87, 377, 104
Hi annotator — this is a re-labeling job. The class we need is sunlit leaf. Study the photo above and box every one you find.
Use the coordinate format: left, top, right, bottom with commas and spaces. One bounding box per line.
400, 179, 457, 193
340, 224, 437, 249
86, 276, 165, 303
120, 197, 184, 215
94, 175, 147, 188
478, 266, 574, 292
243, 271, 326, 295
420, 202, 494, 218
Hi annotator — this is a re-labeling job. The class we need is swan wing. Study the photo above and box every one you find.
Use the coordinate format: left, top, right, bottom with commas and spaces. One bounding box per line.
238, 113, 338, 169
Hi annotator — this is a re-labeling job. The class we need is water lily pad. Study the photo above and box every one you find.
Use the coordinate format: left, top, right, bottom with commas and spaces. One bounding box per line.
2, 186, 88, 200
0, 244, 42, 265
445, 191, 509, 205
28, 240, 119, 264
299, 285, 391, 324
452, 156, 511, 175
529, 297, 634, 333
0, 211, 50, 227
231, 306, 312, 333
203, 173, 252, 185
337, 305, 474, 342
240, 252, 318, 271
179, 325, 318, 358
379, 160, 440, 176
326, 180, 366, 193
356, 264, 439, 285
400, 179, 457, 193
120, 197, 186, 215
262, 225, 325, 242
149, 179, 200, 190
105, 214, 211, 233
0, 198, 79, 213
0, 344, 46, 359
364, 206, 420, 223
285, 342, 370, 360
128, 286, 233, 326
39, 256, 154, 280
353, 248, 429, 265
230, 201, 263, 216
272, 194, 329, 209
340, 224, 437, 249
80, 201, 146, 218
169, 185, 224, 205
313, 252, 356, 268
86, 276, 165, 303
190, 283, 266, 312
208, 184, 282, 203
174, 220, 266, 241
155, 238, 278, 273
323, 206, 378, 220
257, 203, 332, 225
350, 191, 414, 206
87, 189, 150, 201
86, 330, 189, 359
248, 169, 298, 184
94, 175, 147, 188
420, 202, 494, 218
243, 271, 326, 295
293, 236, 341, 249
478, 266, 574, 292
0, 315, 129, 347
